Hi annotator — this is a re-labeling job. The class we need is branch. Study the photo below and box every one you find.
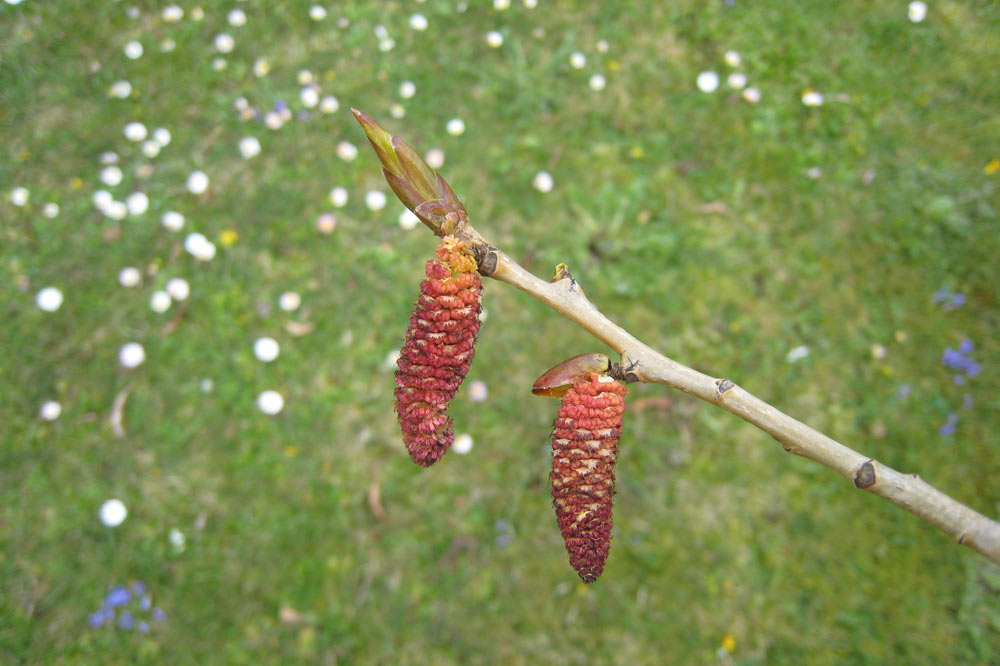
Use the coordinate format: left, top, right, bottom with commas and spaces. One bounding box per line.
352, 109, 1000, 566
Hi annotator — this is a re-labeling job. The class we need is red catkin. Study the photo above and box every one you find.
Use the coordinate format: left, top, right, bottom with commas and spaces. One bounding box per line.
394, 236, 482, 466
551, 372, 627, 582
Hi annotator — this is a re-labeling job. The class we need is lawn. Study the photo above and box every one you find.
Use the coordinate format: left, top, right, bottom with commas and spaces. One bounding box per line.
2, 1, 999, 664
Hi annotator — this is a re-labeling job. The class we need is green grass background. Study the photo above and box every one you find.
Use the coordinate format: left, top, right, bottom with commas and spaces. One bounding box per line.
2, 1, 999, 663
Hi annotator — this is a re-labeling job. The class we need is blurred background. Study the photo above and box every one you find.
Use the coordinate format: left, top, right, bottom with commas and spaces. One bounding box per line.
2, 1, 998, 663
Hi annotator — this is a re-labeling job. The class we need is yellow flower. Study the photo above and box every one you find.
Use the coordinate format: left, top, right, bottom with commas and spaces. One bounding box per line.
721, 634, 736, 652
219, 229, 239, 246
607, 60, 620, 72
283, 445, 299, 458
629, 145, 644, 159
984, 158, 1000, 175
70, 177, 83, 190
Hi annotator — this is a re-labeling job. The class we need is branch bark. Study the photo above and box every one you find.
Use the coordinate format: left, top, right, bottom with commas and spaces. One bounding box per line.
351, 108, 1000, 565
482, 247, 1000, 565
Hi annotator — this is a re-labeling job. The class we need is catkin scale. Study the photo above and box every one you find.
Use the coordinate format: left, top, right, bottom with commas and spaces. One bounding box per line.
394, 236, 482, 466
551, 372, 627, 582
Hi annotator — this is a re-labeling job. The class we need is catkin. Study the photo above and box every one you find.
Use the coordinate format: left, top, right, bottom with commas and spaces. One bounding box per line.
550, 372, 627, 582
394, 236, 482, 466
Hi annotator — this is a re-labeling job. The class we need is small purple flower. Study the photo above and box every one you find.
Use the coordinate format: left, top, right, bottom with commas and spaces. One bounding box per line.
117, 610, 135, 630
939, 413, 958, 436
105, 585, 130, 607
950, 293, 966, 308
139, 595, 151, 611
962, 394, 973, 410
138, 621, 150, 634
88, 608, 113, 628
954, 375, 966, 386
931, 288, 950, 303
152, 607, 166, 622
966, 362, 981, 378
958, 339, 974, 354
274, 100, 288, 112
495, 533, 512, 547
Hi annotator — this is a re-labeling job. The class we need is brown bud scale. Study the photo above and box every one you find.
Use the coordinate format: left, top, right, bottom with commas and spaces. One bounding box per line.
551, 372, 627, 582
395, 237, 482, 466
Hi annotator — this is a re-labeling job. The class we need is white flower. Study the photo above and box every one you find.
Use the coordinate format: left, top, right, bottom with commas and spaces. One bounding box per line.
106, 201, 128, 220
908, 1, 927, 22
186, 170, 209, 194
588, 73, 606, 91
40, 400, 62, 421
316, 213, 336, 234
806, 166, 822, 179
168, 528, 186, 551
329, 187, 349, 207
786, 345, 810, 363
446, 118, 466, 136
378, 38, 395, 52
596, 39, 609, 53
93, 190, 113, 210
486, 30, 504, 48
409, 13, 428, 30
160, 39, 176, 53
365, 190, 387, 211
200, 378, 214, 393
184, 233, 216, 261
110, 80, 132, 98
190, 7, 204, 21
297, 69, 314, 85
126, 192, 149, 215
374, 24, 389, 40
309, 5, 327, 21
300, 86, 319, 108
43, 202, 60, 218
319, 95, 339, 114
468, 380, 488, 402
11, 186, 29, 206
215, 33, 235, 53
141, 140, 161, 158
452, 433, 473, 455
119, 267, 141, 287
336, 141, 359, 161
727, 72, 747, 89
494, 0, 510, 9
399, 80, 416, 99
264, 111, 283, 130
124, 122, 147, 142
162, 4, 183, 22
724, 50, 741, 67
100, 165, 123, 186
279, 291, 301, 312
100, 151, 119, 165
253, 58, 270, 77
697, 71, 719, 92
153, 127, 171, 147
119, 342, 146, 368
398, 209, 420, 230
253, 336, 280, 362
150, 290, 172, 313
99, 499, 128, 527
742, 87, 761, 103
532, 170, 554, 193
124, 40, 143, 60
569, 51, 586, 69
212, 57, 227, 72
523, 0, 538, 7
36, 287, 63, 312
257, 390, 284, 415
801, 90, 824, 107
234, 96, 249, 112
162, 210, 185, 231
390, 103, 405, 118
228, 8, 247, 26
239, 136, 261, 159
425, 148, 445, 169
166, 277, 190, 301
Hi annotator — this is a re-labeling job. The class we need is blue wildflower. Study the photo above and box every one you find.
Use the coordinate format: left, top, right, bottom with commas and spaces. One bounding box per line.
105, 585, 130, 607
958, 339, 974, 354
939, 413, 958, 437
966, 362, 981, 378
274, 100, 288, 112
131, 581, 146, 596
954, 375, 966, 386
138, 621, 150, 634
950, 293, 966, 308
139, 595, 151, 611
962, 394, 973, 410
88, 608, 114, 628
932, 288, 950, 303
117, 610, 135, 630
152, 607, 166, 622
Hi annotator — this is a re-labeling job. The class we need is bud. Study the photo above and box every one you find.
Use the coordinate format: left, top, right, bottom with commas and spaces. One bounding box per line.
549, 372, 627, 582
532, 353, 610, 398
395, 236, 483, 466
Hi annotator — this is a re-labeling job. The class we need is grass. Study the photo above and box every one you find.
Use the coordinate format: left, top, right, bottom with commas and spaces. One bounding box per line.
2, 0, 999, 663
